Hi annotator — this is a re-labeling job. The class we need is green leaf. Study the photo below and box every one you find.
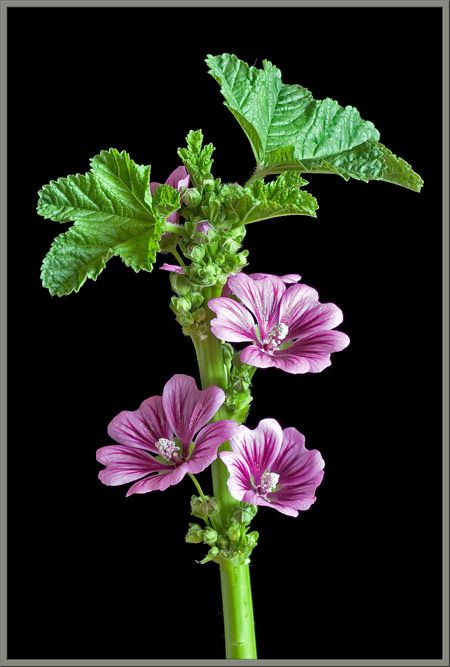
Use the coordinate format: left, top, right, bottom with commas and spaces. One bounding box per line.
206, 53, 423, 191
177, 129, 215, 186
37, 149, 171, 296
217, 171, 318, 226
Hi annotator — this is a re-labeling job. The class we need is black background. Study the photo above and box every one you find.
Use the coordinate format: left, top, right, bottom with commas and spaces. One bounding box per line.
8, 5, 443, 661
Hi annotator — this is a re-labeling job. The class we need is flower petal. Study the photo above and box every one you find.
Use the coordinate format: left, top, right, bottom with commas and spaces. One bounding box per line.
159, 263, 185, 274
280, 285, 344, 340
187, 420, 237, 473
220, 451, 253, 501
162, 374, 225, 447
228, 274, 286, 339
107, 396, 172, 453
240, 344, 278, 369
165, 165, 189, 190
228, 419, 283, 485
209, 297, 258, 343
280, 330, 350, 373
149, 181, 161, 196
271, 427, 325, 511
126, 464, 188, 496
96, 445, 170, 486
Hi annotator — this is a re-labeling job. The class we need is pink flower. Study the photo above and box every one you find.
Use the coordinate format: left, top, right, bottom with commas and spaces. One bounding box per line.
209, 273, 350, 374
222, 272, 301, 297
96, 374, 236, 496
150, 166, 190, 225
220, 418, 324, 517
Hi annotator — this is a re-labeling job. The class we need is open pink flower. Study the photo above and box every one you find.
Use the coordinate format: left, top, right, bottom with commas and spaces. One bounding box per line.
96, 374, 236, 496
150, 166, 190, 225
220, 419, 324, 517
209, 273, 350, 374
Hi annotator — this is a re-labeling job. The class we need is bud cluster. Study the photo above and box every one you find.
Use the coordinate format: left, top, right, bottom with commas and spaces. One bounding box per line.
185, 495, 259, 566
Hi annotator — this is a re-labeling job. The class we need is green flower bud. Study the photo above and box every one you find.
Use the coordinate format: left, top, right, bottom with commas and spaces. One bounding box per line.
185, 245, 205, 263
221, 238, 240, 254
171, 296, 191, 313
232, 504, 257, 525
182, 187, 202, 208
191, 292, 204, 308
199, 545, 219, 565
222, 343, 234, 366
203, 527, 218, 546
190, 495, 221, 520
226, 521, 241, 543
170, 272, 191, 296
245, 531, 259, 550
185, 523, 204, 544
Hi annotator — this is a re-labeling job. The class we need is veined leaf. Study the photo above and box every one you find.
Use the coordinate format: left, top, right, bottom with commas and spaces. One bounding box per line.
206, 53, 423, 191
218, 172, 318, 226
37, 149, 180, 296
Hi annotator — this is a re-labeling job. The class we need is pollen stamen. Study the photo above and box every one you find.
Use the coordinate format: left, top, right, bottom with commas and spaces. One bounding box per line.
155, 437, 181, 462
258, 471, 280, 496
261, 322, 289, 352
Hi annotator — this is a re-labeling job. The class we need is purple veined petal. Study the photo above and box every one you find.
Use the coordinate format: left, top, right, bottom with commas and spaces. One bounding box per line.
126, 464, 188, 496
186, 420, 237, 472
267, 350, 311, 375
280, 330, 350, 373
208, 297, 258, 343
229, 419, 283, 485
165, 166, 190, 190
149, 181, 161, 196
96, 444, 171, 486
239, 344, 278, 369
278, 283, 320, 333
280, 274, 302, 284
271, 427, 325, 511
281, 290, 344, 341
196, 220, 213, 234
159, 263, 185, 274
227, 274, 286, 340
220, 451, 253, 501
162, 374, 225, 447
250, 272, 301, 284
107, 396, 172, 453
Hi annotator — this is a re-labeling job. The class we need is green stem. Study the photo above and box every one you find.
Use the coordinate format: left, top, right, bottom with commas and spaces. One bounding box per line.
188, 473, 207, 501
191, 284, 257, 659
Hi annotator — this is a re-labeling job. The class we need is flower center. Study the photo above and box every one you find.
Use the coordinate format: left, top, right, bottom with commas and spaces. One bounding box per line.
155, 437, 181, 462
258, 471, 280, 496
261, 322, 289, 352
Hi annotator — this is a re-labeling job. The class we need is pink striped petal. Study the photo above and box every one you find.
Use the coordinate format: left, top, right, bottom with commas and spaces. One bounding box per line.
209, 297, 257, 343
278, 330, 350, 373
162, 374, 225, 447
240, 344, 279, 369
227, 274, 286, 339
228, 419, 283, 485
126, 464, 188, 496
96, 445, 170, 487
107, 396, 172, 453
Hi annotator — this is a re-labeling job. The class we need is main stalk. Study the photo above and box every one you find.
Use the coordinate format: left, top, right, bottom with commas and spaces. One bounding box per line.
192, 285, 257, 659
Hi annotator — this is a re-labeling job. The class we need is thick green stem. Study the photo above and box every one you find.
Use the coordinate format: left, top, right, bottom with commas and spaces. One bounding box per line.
191, 284, 257, 659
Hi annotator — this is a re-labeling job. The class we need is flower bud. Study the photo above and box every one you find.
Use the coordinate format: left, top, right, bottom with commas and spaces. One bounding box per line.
203, 527, 218, 546
232, 504, 257, 525
185, 523, 204, 544
226, 521, 241, 543
245, 531, 259, 550
190, 495, 221, 520
170, 272, 191, 296
159, 232, 180, 254
182, 188, 202, 208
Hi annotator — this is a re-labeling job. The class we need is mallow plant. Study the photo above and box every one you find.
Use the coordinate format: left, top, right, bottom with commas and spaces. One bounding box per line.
37, 53, 423, 659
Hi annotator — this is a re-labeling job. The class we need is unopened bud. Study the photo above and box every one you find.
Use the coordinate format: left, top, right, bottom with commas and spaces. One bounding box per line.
190, 495, 221, 520
185, 523, 204, 544
232, 504, 257, 525
182, 188, 202, 208
203, 527, 218, 546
